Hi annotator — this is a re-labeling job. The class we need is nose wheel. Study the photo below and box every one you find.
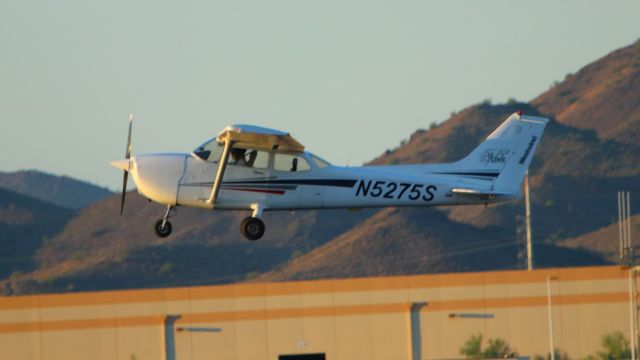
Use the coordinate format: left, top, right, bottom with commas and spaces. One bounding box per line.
154, 206, 174, 238
241, 216, 265, 241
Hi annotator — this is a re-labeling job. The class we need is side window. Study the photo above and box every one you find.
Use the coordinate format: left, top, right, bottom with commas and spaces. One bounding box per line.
251, 150, 270, 169
311, 154, 331, 168
228, 148, 269, 169
274, 154, 310, 172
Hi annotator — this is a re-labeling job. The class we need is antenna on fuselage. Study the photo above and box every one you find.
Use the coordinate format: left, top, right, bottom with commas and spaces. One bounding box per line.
345, 151, 356, 168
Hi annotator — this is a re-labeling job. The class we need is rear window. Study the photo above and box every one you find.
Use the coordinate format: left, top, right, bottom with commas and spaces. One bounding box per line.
274, 154, 310, 172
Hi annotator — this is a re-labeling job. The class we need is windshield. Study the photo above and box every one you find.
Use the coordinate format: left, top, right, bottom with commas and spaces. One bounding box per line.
193, 139, 223, 161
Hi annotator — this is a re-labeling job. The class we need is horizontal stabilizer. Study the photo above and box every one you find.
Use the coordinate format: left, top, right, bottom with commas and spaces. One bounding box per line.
451, 187, 514, 200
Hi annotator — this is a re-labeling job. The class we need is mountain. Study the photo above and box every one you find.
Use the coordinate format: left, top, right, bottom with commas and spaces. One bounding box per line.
0, 170, 112, 210
3, 40, 640, 294
1, 192, 373, 294
260, 41, 640, 282
0, 188, 74, 281
373, 102, 640, 243
532, 40, 640, 146
560, 214, 640, 262
258, 207, 607, 282
8, 104, 631, 294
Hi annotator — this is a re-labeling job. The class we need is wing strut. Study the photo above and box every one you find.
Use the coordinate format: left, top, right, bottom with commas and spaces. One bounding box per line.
206, 139, 234, 207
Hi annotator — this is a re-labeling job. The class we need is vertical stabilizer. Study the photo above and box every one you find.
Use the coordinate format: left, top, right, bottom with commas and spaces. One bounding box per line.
455, 112, 549, 195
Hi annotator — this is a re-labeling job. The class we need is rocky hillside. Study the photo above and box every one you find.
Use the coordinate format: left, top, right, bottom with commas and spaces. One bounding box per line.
532, 40, 640, 146
261, 101, 640, 281
0, 170, 112, 210
1, 191, 373, 294
0, 188, 74, 280
560, 214, 640, 262
373, 103, 640, 242
258, 207, 606, 282
260, 41, 640, 282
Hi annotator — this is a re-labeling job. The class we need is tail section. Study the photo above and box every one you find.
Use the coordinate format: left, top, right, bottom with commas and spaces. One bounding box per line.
454, 112, 549, 196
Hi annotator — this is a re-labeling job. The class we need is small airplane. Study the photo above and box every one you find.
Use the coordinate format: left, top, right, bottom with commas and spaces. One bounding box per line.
111, 112, 548, 240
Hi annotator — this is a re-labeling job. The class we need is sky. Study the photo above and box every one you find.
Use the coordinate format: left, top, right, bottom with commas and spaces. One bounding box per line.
1, 1, 639, 190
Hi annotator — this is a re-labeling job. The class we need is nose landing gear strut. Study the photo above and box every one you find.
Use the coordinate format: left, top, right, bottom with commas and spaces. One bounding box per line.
154, 205, 174, 238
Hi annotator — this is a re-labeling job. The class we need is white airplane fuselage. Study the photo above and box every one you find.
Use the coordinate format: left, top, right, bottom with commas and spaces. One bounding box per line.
126, 152, 513, 212
112, 112, 548, 240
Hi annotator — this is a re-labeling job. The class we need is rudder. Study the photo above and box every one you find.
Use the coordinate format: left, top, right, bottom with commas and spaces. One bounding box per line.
455, 112, 549, 195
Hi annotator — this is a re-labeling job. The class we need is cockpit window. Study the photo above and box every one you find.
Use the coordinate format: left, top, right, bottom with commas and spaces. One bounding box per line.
274, 153, 310, 172
194, 140, 269, 169
229, 148, 269, 169
193, 139, 223, 161
310, 154, 331, 168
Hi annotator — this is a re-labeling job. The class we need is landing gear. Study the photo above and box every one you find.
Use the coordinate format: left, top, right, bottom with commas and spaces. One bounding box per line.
154, 219, 172, 237
241, 216, 265, 241
154, 206, 174, 238
240, 203, 266, 241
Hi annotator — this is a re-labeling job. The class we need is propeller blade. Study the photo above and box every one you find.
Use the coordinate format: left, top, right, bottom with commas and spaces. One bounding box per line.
126, 114, 133, 159
120, 170, 128, 215
120, 114, 133, 215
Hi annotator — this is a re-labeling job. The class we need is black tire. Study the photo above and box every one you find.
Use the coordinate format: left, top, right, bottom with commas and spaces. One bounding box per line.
154, 219, 172, 238
240, 216, 265, 241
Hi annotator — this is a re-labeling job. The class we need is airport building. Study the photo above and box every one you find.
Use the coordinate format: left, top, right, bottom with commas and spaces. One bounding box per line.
0, 265, 636, 360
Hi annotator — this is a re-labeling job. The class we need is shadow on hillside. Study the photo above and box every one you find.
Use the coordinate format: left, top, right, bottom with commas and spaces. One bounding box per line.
12, 242, 294, 294
532, 175, 640, 242
0, 189, 75, 280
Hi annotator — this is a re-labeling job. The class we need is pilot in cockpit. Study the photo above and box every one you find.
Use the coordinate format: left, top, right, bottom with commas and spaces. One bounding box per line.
231, 148, 248, 166
231, 148, 258, 167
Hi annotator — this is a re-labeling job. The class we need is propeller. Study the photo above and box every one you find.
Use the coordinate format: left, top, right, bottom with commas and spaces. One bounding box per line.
120, 114, 133, 215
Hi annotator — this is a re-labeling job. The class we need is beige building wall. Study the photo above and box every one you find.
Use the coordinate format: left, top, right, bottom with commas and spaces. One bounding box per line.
0, 265, 634, 360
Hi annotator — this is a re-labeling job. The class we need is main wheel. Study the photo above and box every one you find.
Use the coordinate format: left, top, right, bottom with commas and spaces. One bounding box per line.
154, 219, 173, 238
241, 217, 265, 241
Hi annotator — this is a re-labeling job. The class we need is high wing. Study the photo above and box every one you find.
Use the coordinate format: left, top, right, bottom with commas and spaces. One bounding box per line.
217, 124, 305, 152
207, 124, 305, 208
